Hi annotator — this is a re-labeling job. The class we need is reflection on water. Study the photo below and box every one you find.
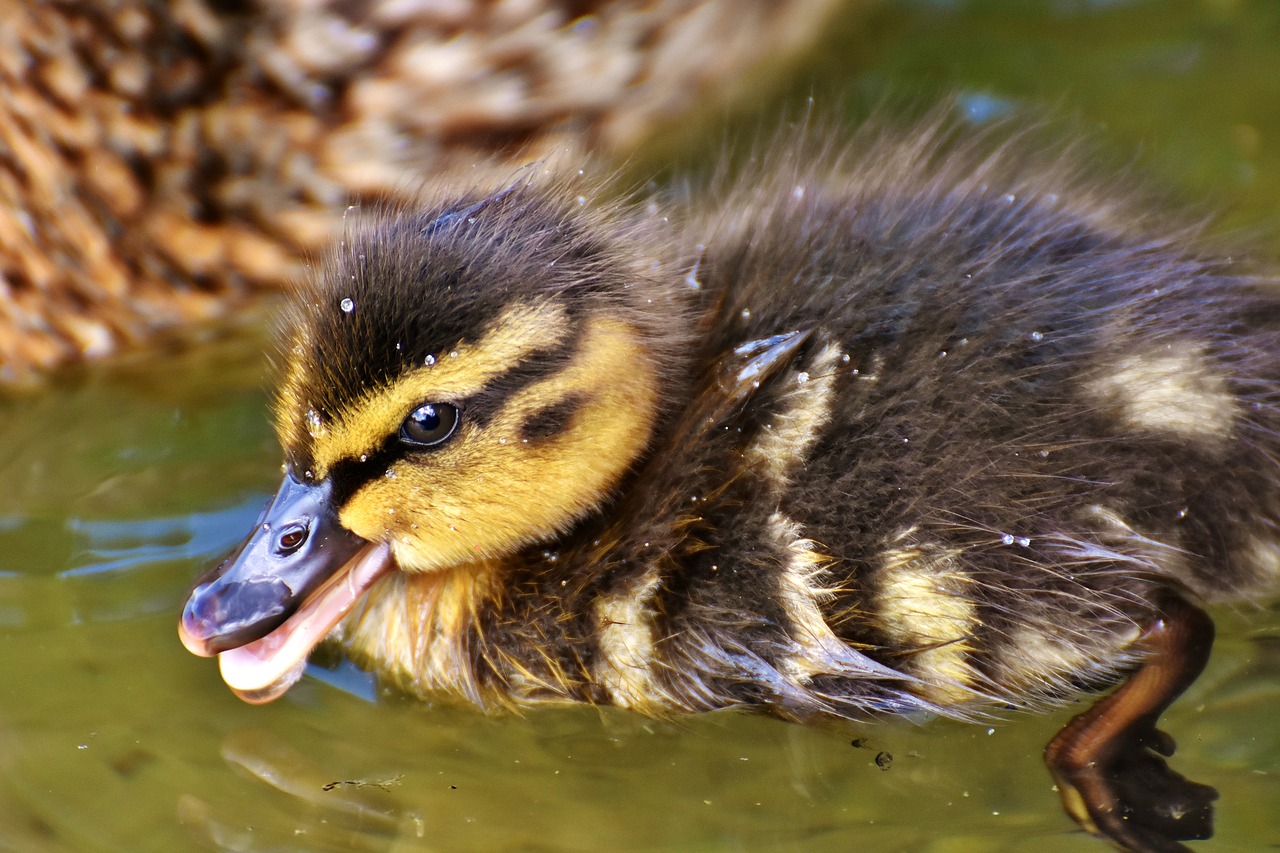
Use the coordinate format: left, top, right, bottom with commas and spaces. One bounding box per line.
62, 504, 264, 580
2, 1, 1279, 851
0, 501, 270, 634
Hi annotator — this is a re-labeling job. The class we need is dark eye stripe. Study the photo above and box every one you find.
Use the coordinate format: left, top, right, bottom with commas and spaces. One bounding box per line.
321, 322, 586, 505
326, 437, 400, 508
518, 393, 589, 443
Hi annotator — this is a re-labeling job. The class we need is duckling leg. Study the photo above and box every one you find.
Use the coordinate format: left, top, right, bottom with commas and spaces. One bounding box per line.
1043, 594, 1217, 853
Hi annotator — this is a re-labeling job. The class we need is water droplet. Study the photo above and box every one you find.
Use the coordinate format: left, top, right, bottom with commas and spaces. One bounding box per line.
424, 354, 437, 367
576, 196, 586, 205
793, 185, 806, 200
1029, 330, 1045, 342
1039, 449, 1049, 458
449, 351, 459, 359
741, 309, 751, 319
498, 437, 508, 445
1003, 193, 1016, 204
841, 354, 851, 363
340, 297, 355, 313
359, 454, 368, 462
1001, 534, 1015, 545
449, 525, 457, 532
796, 371, 810, 384
1176, 507, 1189, 520
305, 409, 326, 438
385, 468, 397, 479
1016, 536, 1031, 547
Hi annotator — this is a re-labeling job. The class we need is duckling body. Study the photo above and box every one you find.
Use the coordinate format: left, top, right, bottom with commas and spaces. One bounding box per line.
181, 120, 1280, 852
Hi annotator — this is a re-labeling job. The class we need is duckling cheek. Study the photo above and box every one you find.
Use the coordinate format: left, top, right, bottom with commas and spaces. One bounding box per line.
335, 465, 493, 572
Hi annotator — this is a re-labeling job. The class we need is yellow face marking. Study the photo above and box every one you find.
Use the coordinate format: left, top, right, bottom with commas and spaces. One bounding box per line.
877, 534, 978, 704
336, 314, 660, 573
1089, 344, 1235, 440
305, 300, 573, 476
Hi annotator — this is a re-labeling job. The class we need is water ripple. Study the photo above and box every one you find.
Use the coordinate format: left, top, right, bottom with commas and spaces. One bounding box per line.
60, 495, 268, 578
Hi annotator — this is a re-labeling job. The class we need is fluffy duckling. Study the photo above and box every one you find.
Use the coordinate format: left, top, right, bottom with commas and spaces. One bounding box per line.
180, 118, 1280, 853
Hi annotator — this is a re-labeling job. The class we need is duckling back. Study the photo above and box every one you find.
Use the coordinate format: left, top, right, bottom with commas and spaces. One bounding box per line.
659, 135, 1280, 709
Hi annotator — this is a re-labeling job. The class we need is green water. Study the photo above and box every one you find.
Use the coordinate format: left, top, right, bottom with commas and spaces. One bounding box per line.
2, 1, 1278, 850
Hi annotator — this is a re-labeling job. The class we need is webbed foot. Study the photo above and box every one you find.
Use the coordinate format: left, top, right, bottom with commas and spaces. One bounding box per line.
1044, 595, 1217, 853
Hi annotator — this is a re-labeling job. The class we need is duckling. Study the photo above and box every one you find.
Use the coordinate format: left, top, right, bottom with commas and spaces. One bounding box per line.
179, 117, 1280, 853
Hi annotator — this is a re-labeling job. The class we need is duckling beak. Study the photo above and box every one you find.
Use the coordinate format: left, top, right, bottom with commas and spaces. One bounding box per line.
178, 472, 395, 703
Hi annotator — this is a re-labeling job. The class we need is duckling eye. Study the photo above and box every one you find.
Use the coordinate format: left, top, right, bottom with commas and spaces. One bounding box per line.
400, 403, 460, 448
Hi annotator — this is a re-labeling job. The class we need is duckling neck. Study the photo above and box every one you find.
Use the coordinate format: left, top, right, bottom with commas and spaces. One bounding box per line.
334, 560, 507, 707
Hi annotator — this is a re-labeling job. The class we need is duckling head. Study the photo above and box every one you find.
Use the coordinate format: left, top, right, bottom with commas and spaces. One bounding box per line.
179, 181, 690, 702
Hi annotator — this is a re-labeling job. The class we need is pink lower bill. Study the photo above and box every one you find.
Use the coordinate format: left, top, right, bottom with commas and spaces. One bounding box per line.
217, 541, 394, 703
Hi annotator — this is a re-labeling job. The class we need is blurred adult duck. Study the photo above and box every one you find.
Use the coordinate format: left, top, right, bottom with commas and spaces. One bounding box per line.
0, 0, 838, 383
